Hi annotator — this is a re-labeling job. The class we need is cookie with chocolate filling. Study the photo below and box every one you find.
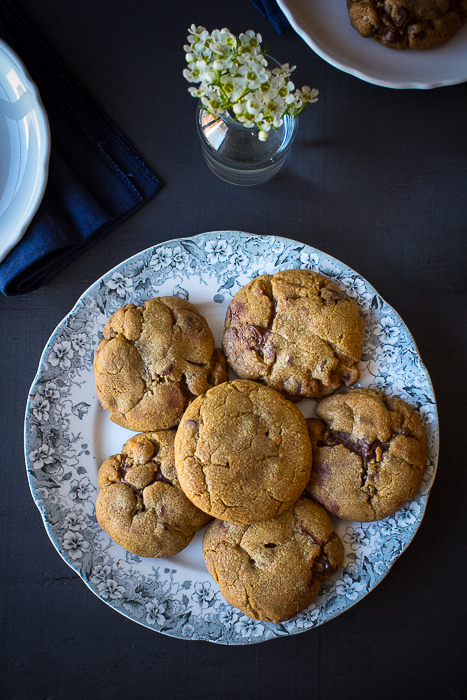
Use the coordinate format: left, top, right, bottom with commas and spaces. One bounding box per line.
202, 497, 344, 623
347, 0, 467, 50
175, 379, 312, 524
96, 431, 211, 558
94, 296, 228, 431
306, 388, 428, 521
223, 269, 365, 401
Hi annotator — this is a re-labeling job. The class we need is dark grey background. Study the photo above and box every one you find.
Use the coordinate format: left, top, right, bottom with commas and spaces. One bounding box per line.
1, 1, 466, 698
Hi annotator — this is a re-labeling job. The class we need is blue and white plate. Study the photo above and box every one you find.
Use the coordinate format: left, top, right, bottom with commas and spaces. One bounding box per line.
24, 232, 438, 644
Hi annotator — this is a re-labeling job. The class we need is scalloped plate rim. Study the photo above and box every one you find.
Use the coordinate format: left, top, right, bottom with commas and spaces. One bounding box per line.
24, 231, 439, 644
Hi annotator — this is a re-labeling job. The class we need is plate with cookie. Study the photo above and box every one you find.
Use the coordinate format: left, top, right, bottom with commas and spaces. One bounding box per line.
277, 0, 467, 89
25, 232, 438, 644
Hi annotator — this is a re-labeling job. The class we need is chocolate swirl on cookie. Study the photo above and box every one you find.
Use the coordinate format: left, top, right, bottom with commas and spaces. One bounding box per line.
95, 432, 210, 558
223, 269, 365, 401
202, 497, 344, 623
306, 388, 428, 521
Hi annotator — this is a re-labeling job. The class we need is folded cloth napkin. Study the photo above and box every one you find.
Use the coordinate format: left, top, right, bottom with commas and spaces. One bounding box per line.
0, 0, 161, 296
250, 0, 290, 34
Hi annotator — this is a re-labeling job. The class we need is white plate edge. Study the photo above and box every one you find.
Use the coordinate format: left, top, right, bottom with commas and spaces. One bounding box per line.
23, 230, 440, 644
0, 37, 51, 263
276, 0, 467, 89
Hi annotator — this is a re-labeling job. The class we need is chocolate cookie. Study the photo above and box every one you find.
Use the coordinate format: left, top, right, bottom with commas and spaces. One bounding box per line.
223, 269, 365, 401
174, 379, 312, 524
347, 0, 467, 50
96, 431, 211, 558
306, 388, 428, 521
94, 296, 228, 431
203, 497, 344, 623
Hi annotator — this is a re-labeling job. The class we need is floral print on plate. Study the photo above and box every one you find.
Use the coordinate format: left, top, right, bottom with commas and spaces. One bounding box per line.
25, 231, 438, 645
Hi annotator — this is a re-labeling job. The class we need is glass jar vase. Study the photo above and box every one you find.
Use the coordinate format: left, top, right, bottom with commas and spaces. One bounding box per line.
196, 104, 298, 186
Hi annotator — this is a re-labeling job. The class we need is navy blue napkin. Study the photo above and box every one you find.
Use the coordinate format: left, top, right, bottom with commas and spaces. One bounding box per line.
250, 0, 290, 34
0, 0, 161, 296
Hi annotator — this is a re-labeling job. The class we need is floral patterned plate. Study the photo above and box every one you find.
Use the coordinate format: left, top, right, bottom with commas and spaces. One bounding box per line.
25, 231, 438, 644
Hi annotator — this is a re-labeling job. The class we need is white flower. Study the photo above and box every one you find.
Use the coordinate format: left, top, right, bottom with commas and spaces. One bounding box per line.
149, 246, 172, 270
90, 564, 113, 585
72, 332, 88, 357
245, 96, 261, 116
183, 26, 318, 139
205, 239, 232, 265
380, 517, 399, 538
218, 608, 239, 625
69, 477, 94, 502
299, 86, 319, 103
97, 578, 125, 600
48, 340, 73, 370
239, 30, 262, 49
30, 395, 50, 422
227, 250, 249, 270
339, 275, 368, 300
342, 525, 371, 550
299, 249, 319, 269
29, 443, 55, 469
373, 316, 400, 344
62, 511, 87, 531
36, 381, 60, 402
191, 581, 215, 609
286, 606, 320, 630
397, 500, 421, 527
172, 245, 187, 270
106, 272, 133, 297
233, 615, 264, 638
145, 600, 168, 625
335, 574, 365, 601
378, 344, 400, 365
62, 531, 91, 560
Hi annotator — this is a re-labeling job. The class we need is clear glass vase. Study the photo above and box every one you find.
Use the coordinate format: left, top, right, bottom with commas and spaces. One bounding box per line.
196, 104, 298, 186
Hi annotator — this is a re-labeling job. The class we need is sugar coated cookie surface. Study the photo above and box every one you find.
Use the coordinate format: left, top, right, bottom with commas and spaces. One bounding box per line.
223, 269, 365, 400
96, 431, 211, 558
306, 388, 428, 521
203, 497, 344, 623
175, 380, 312, 524
93, 296, 228, 431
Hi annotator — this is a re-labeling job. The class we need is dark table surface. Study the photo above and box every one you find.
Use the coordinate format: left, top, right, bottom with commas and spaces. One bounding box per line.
1, 1, 466, 698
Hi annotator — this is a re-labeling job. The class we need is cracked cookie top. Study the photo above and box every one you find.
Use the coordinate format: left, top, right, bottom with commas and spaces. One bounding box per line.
202, 497, 344, 623
222, 269, 365, 400
93, 296, 228, 431
174, 380, 312, 524
306, 388, 428, 521
347, 0, 467, 50
96, 431, 211, 558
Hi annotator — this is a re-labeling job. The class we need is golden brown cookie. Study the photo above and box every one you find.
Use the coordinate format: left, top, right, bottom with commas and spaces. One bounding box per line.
93, 296, 228, 431
203, 497, 344, 623
223, 269, 365, 401
96, 431, 211, 558
174, 379, 312, 524
347, 0, 467, 50
306, 388, 428, 521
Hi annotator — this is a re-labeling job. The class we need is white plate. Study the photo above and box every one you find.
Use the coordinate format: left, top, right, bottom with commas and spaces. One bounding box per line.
277, 0, 467, 89
0, 38, 50, 263
24, 232, 438, 644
